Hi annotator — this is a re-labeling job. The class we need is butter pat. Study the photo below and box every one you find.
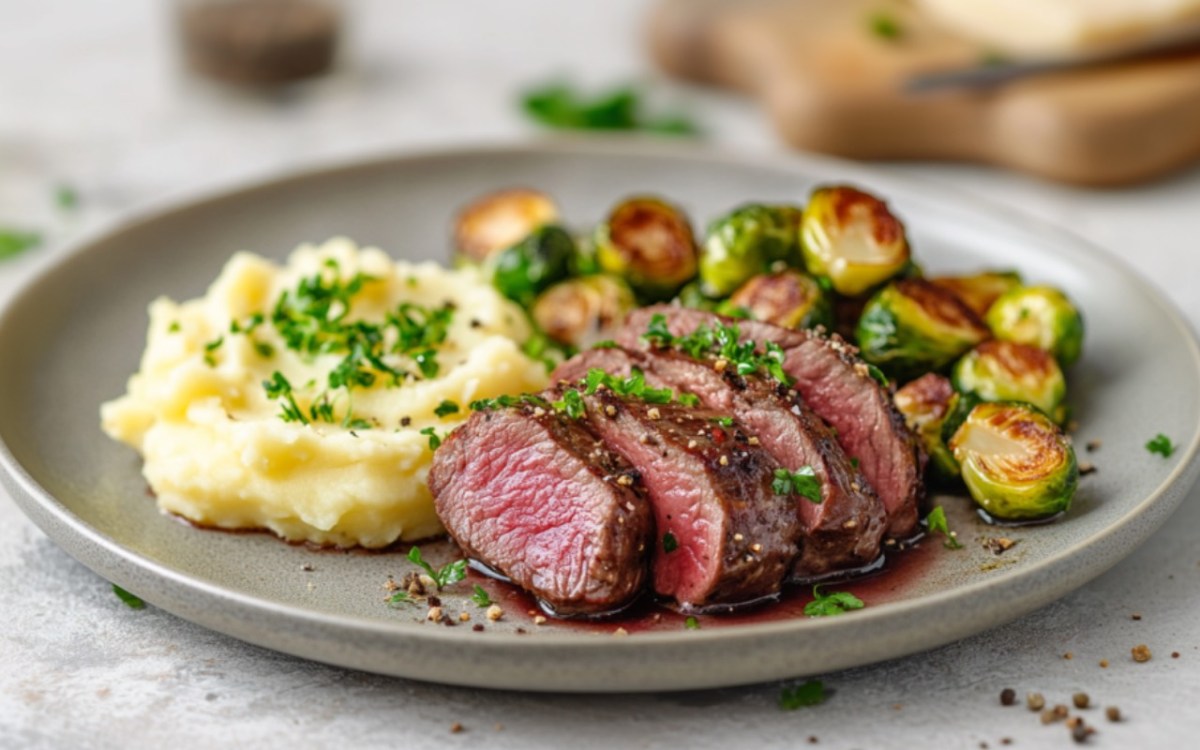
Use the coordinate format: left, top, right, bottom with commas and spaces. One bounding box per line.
914, 0, 1200, 55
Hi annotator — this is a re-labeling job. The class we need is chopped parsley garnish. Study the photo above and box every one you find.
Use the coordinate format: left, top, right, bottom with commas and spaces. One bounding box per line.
592, 340, 619, 349
168, 321, 181, 333
1146, 433, 1176, 458
419, 426, 442, 451
864, 363, 889, 387
263, 372, 308, 424
253, 341, 275, 358
850, 457, 860, 470
0, 229, 41, 261
470, 394, 551, 412
387, 590, 413, 607
112, 584, 145, 609
678, 392, 701, 407
772, 466, 822, 504
434, 400, 460, 418
712, 416, 735, 428
779, 679, 826, 710
642, 314, 793, 385
662, 531, 679, 553
804, 585, 864, 617
521, 82, 699, 136
471, 585, 493, 608
926, 505, 963, 550
684, 616, 700, 630
584, 367, 674, 404
552, 388, 587, 418
868, 12, 902, 40
203, 336, 224, 366
407, 546, 467, 590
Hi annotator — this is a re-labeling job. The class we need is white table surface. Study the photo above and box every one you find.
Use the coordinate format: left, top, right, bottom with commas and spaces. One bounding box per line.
3, 1, 1200, 747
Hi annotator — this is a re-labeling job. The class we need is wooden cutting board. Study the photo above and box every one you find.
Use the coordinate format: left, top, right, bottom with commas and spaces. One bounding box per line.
648, 0, 1200, 185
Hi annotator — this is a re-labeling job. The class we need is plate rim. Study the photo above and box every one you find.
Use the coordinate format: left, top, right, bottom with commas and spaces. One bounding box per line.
3, 138, 1199, 690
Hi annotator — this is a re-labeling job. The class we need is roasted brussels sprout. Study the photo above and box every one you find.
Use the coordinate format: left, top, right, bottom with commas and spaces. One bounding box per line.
454, 188, 559, 265
491, 225, 576, 306
952, 340, 1067, 424
532, 275, 636, 349
855, 278, 991, 382
729, 270, 833, 330
948, 401, 1078, 522
893, 373, 959, 480
698, 204, 799, 296
986, 285, 1084, 367
929, 270, 1023, 319
800, 185, 911, 296
594, 197, 698, 302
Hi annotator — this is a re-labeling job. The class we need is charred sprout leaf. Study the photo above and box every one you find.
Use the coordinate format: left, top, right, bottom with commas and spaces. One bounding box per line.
779, 679, 826, 709
929, 271, 1022, 319
471, 585, 493, 608
772, 466, 822, 503
453, 188, 559, 265
662, 531, 679, 553
729, 270, 833, 331
407, 546, 467, 590
419, 426, 442, 451
985, 285, 1084, 367
112, 584, 145, 609
532, 275, 636, 349
804, 586, 864, 617
894, 373, 959, 480
684, 616, 700, 630
952, 340, 1067, 424
855, 279, 990, 382
699, 204, 799, 297
492, 224, 576, 307
0, 229, 41, 261
595, 197, 699, 302
948, 402, 1078, 521
868, 12, 903, 39
520, 82, 699, 135
1146, 433, 1175, 458
800, 185, 911, 297
434, 400, 460, 418
925, 506, 963, 549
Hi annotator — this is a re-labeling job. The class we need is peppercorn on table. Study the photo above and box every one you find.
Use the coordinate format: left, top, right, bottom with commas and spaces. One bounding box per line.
4, 1, 1200, 747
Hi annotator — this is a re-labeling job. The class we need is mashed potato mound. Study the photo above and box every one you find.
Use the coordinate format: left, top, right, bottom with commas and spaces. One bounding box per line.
101, 238, 549, 547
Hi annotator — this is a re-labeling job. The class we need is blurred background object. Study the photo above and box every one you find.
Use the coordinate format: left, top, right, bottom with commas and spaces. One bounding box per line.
649, 0, 1200, 185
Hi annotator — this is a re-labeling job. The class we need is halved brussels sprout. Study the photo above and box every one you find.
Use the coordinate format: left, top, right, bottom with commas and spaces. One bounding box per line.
698, 204, 799, 297
729, 270, 833, 331
948, 401, 1078, 522
986, 285, 1084, 367
952, 340, 1067, 424
454, 188, 559, 265
492, 225, 576, 306
893, 373, 959, 480
594, 196, 699, 302
800, 185, 911, 297
855, 279, 991, 382
929, 270, 1023, 319
532, 275, 636, 349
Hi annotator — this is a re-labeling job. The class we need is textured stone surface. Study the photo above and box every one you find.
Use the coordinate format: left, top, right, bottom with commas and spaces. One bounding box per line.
3, 1, 1200, 747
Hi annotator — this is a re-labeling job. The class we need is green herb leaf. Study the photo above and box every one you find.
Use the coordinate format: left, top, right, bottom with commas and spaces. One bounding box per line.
469, 393, 551, 412
779, 679, 826, 710
434, 399, 460, 418
112, 584, 145, 609
1146, 433, 1175, 458
772, 466, 822, 504
419, 426, 442, 451
552, 388, 587, 419
387, 590, 413, 607
645, 319, 795, 386
850, 457, 860, 469
864, 363, 890, 387
168, 321, 181, 333
407, 546, 468, 590
0, 229, 42, 261
926, 505, 963, 549
712, 416, 735, 428
203, 336, 224, 367
263, 371, 308, 424
592, 340, 619, 349
471, 585, 493, 608
868, 12, 902, 40
684, 616, 700, 630
521, 82, 698, 136
804, 585, 864, 617
663, 531, 679, 553
678, 392, 701, 407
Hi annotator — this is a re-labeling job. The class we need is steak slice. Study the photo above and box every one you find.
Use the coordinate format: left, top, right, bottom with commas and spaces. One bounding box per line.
620, 305, 924, 539
577, 388, 799, 610
557, 346, 886, 578
429, 403, 652, 617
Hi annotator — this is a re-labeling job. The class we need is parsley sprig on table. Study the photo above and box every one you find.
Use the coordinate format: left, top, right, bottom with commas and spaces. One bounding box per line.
1146, 433, 1176, 458
642, 314, 793, 385
408, 547, 467, 590
521, 82, 699, 136
779, 679, 826, 709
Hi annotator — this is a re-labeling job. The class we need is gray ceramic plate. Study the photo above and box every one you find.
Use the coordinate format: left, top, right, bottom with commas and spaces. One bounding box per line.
2, 141, 1198, 693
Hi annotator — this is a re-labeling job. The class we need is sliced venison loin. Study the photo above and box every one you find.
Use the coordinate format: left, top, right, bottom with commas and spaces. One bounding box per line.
555, 347, 886, 578
429, 403, 653, 617
575, 388, 799, 611
619, 305, 924, 539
